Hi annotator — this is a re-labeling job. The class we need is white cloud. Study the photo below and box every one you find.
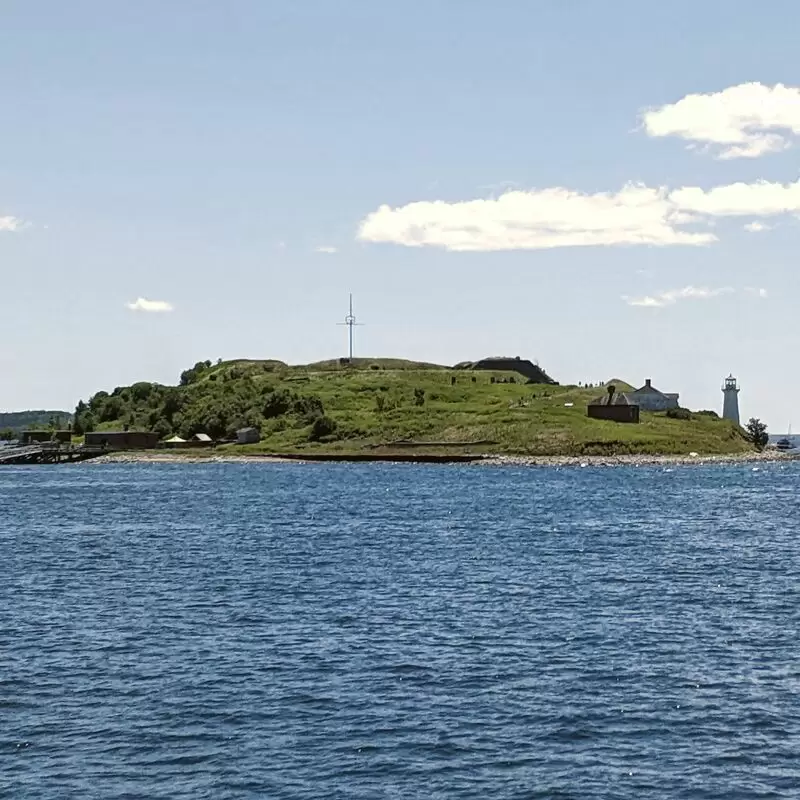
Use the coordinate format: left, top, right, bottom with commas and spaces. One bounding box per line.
624, 286, 733, 308
126, 297, 174, 313
642, 82, 800, 159
670, 178, 800, 217
314, 245, 338, 254
0, 216, 23, 231
745, 287, 769, 298
358, 184, 716, 252
358, 175, 800, 253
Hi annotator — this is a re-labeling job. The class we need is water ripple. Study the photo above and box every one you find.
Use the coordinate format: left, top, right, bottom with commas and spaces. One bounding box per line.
1, 462, 799, 798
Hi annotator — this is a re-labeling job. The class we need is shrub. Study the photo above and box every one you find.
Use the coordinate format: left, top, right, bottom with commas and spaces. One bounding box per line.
263, 389, 295, 418
666, 407, 692, 420
309, 415, 337, 441
180, 361, 211, 386
414, 388, 426, 406
294, 394, 324, 422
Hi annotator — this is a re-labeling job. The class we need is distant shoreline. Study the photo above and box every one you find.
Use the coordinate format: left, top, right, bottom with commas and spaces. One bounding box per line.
85, 450, 797, 467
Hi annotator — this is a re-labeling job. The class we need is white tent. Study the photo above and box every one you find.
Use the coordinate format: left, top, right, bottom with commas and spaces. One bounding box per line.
164, 435, 186, 444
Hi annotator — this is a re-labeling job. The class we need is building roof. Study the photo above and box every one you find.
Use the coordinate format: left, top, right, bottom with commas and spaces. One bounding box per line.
589, 387, 635, 406
630, 379, 671, 397
193, 433, 212, 442
164, 435, 186, 443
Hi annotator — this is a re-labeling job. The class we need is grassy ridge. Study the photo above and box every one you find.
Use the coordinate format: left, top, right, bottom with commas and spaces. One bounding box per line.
74, 358, 752, 456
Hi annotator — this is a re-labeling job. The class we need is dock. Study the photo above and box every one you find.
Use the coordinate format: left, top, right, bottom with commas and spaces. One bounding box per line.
0, 443, 108, 465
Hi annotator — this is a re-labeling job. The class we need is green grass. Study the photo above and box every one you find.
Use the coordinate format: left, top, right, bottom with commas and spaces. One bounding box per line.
80, 358, 752, 457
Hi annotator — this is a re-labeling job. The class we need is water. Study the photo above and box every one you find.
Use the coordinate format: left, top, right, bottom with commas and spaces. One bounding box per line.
1, 462, 799, 799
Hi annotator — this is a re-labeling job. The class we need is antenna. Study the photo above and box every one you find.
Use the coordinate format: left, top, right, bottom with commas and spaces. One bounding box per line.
337, 293, 363, 360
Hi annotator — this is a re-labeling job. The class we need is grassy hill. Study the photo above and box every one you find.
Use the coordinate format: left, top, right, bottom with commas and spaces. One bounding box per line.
0, 410, 73, 434
72, 358, 752, 456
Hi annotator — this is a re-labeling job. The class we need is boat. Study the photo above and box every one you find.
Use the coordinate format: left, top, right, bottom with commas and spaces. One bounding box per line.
775, 423, 795, 451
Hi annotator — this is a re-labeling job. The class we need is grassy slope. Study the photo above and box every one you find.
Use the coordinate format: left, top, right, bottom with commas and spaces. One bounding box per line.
94, 359, 750, 456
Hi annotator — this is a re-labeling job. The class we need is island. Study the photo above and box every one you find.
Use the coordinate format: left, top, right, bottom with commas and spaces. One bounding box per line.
67, 357, 754, 460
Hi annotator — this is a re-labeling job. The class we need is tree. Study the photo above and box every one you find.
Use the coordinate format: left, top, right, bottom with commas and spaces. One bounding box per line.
0, 428, 15, 441
745, 417, 769, 451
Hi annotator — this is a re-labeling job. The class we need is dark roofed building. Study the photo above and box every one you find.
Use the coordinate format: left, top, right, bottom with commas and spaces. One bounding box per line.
587, 385, 640, 423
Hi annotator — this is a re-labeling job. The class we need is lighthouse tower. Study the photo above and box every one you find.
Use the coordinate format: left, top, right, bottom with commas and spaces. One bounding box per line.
722, 375, 740, 425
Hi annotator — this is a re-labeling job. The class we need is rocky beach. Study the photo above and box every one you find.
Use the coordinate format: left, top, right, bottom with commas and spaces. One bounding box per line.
86, 450, 797, 467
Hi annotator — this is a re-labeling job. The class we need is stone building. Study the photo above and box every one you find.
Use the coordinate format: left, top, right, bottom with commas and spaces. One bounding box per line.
626, 379, 679, 412
236, 427, 261, 445
587, 386, 640, 423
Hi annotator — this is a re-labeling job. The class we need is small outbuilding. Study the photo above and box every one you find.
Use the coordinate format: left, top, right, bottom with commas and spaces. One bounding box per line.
193, 433, 213, 444
236, 427, 261, 445
587, 386, 640, 423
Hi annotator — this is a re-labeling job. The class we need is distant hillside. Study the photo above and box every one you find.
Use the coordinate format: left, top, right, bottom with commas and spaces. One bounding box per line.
71, 358, 753, 456
0, 410, 73, 433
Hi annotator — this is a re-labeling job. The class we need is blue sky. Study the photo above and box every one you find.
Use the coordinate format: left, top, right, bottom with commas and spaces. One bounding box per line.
2, 1, 800, 428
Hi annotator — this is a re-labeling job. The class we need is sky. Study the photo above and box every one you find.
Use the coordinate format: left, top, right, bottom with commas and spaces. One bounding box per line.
2, 1, 800, 429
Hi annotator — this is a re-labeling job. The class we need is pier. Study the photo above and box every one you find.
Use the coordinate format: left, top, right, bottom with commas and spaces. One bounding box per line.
0, 443, 108, 465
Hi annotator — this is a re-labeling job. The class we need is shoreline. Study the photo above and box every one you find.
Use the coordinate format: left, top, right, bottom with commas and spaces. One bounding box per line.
85, 450, 798, 467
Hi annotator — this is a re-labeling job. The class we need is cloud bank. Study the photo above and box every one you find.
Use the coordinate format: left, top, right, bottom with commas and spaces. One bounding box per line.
314, 245, 338, 254
624, 286, 733, 308
642, 82, 800, 159
0, 216, 22, 231
126, 297, 174, 313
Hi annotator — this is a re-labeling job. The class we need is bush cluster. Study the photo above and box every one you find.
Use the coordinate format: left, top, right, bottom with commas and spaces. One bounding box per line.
73, 362, 338, 443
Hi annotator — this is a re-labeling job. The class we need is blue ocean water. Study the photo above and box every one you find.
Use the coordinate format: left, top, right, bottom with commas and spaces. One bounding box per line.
1, 462, 799, 799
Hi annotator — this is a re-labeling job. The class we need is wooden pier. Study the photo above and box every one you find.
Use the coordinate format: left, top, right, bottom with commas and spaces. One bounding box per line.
0, 443, 108, 465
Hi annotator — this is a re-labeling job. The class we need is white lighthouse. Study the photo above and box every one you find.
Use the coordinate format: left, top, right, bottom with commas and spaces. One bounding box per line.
722, 375, 740, 425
